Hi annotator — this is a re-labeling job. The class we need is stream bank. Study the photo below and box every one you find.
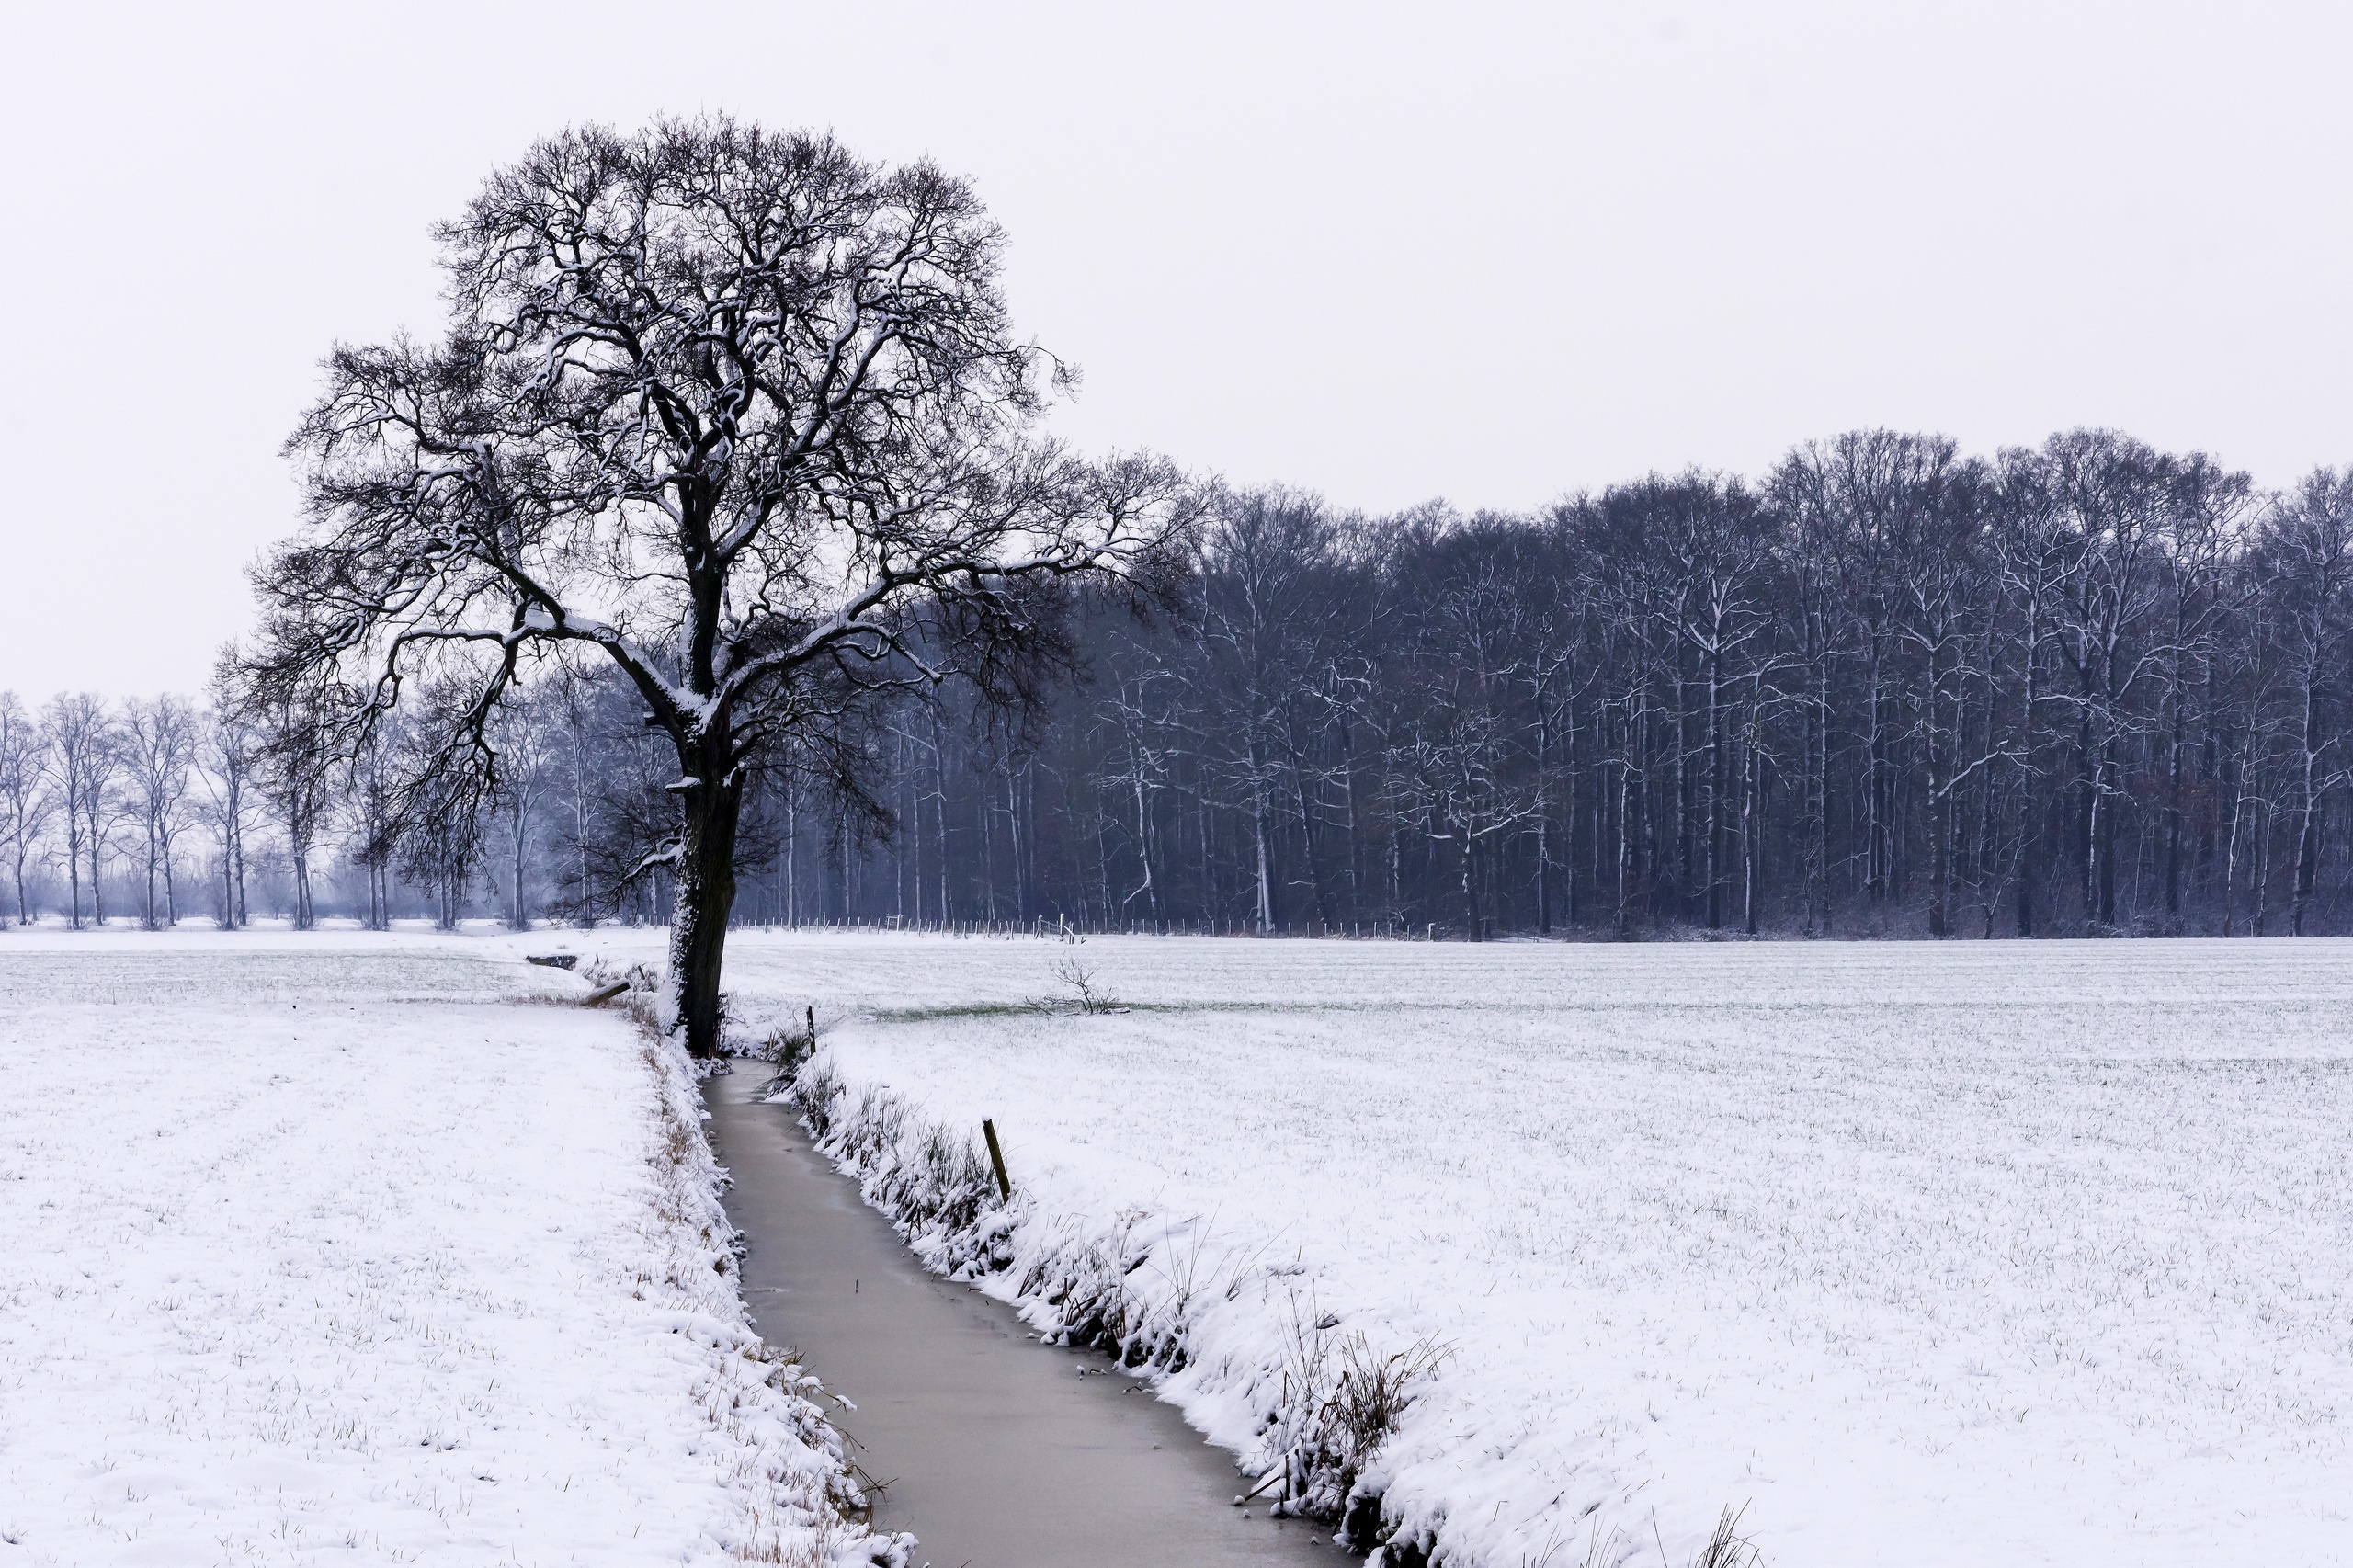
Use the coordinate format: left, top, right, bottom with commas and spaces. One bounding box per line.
702, 1067, 1342, 1568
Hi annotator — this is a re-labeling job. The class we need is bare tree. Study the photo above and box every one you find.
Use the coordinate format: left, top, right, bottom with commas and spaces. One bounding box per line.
1087, 649, 1186, 924
196, 667, 259, 929
1987, 448, 2078, 935
1651, 476, 1777, 930
1885, 454, 1995, 937
552, 652, 600, 924
122, 695, 199, 928
250, 119, 1188, 1052
40, 694, 118, 929
2152, 458, 2250, 931
2043, 432, 2172, 930
490, 689, 555, 929
345, 718, 398, 929
1400, 536, 1546, 937
386, 690, 487, 930
2254, 470, 2353, 936
248, 686, 335, 930
1193, 490, 1351, 933
0, 695, 54, 926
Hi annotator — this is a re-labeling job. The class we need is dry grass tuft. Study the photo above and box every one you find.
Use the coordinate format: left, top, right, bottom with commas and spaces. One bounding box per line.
1681, 1506, 1764, 1568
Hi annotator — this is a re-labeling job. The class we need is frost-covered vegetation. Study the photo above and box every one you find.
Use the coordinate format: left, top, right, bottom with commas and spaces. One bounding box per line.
0, 933, 901, 1567
678, 927, 2353, 1568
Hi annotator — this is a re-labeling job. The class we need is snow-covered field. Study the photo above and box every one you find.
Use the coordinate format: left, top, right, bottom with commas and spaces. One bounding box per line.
680, 929, 2353, 1568
0, 929, 892, 1567
9, 925, 2345, 1568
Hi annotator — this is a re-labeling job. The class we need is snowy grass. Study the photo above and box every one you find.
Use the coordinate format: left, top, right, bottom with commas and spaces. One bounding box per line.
676, 929, 2353, 1568
0, 932, 901, 1567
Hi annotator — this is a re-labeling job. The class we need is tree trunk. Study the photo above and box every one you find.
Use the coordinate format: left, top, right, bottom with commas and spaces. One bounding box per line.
1253, 802, 1273, 934
667, 767, 745, 1059
1673, 660, 1692, 918
1613, 750, 1632, 939
89, 811, 105, 928
1704, 645, 1724, 930
2016, 639, 2040, 937
1972, 631, 1997, 936
511, 795, 529, 930
1293, 760, 1332, 926
1134, 773, 1159, 919
2251, 799, 2272, 937
1460, 823, 1478, 937
786, 778, 800, 927
2164, 655, 2187, 931
67, 816, 85, 930
2293, 686, 2322, 937
1864, 645, 1886, 905
1534, 707, 1552, 936
1741, 712, 1760, 937
1927, 645, 1949, 938
1807, 652, 1828, 935
935, 719, 952, 924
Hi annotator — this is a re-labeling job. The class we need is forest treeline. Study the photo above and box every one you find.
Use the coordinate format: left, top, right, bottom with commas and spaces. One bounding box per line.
12, 426, 2353, 939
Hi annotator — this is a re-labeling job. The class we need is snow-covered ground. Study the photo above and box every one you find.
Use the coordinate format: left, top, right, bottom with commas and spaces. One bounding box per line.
0, 929, 894, 1567
673, 928, 2353, 1568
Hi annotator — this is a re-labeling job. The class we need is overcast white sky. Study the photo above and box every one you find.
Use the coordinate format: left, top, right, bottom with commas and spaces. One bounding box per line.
5, 1, 2349, 697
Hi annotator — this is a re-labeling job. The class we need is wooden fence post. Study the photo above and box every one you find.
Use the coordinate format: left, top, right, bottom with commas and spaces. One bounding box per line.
982, 1119, 1013, 1200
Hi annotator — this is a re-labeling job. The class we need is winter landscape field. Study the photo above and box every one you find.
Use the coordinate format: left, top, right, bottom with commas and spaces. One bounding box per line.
5, 927, 2347, 1568
696, 929, 2352, 1568
0, 931, 896, 1568
17, 7, 2353, 1566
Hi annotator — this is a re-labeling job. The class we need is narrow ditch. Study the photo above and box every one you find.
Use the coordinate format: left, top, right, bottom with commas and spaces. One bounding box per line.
702, 1067, 1343, 1568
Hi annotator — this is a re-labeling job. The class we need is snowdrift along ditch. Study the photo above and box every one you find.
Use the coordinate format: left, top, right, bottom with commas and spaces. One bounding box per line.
788, 1053, 1741, 1568
633, 1017, 917, 1567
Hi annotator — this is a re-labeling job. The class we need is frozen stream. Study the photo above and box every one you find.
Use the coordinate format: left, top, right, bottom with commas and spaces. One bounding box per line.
702, 1066, 1341, 1568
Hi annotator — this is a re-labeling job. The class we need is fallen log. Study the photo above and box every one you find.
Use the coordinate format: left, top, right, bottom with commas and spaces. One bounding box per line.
585, 981, 631, 1006
526, 954, 579, 970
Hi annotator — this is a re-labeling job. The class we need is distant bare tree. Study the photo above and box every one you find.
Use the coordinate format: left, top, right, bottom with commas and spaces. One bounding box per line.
248, 686, 335, 930
551, 653, 600, 924
122, 695, 198, 927
1400, 543, 1546, 937
2253, 469, 2353, 936
197, 664, 260, 929
2149, 458, 2249, 932
489, 690, 556, 929
1193, 491, 1351, 932
0, 694, 53, 926
250, 117, 1189, 1053
345, 720, 397, 930
385, 687, 488, 930
40, 694, 118, 929
2042, 431, 2172, 930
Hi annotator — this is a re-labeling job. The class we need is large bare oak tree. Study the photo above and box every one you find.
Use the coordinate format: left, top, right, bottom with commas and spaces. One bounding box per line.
251, 118, 1188, 1053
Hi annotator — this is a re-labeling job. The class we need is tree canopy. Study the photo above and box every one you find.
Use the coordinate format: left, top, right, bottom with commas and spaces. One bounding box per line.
251, 117, 1190, 1051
